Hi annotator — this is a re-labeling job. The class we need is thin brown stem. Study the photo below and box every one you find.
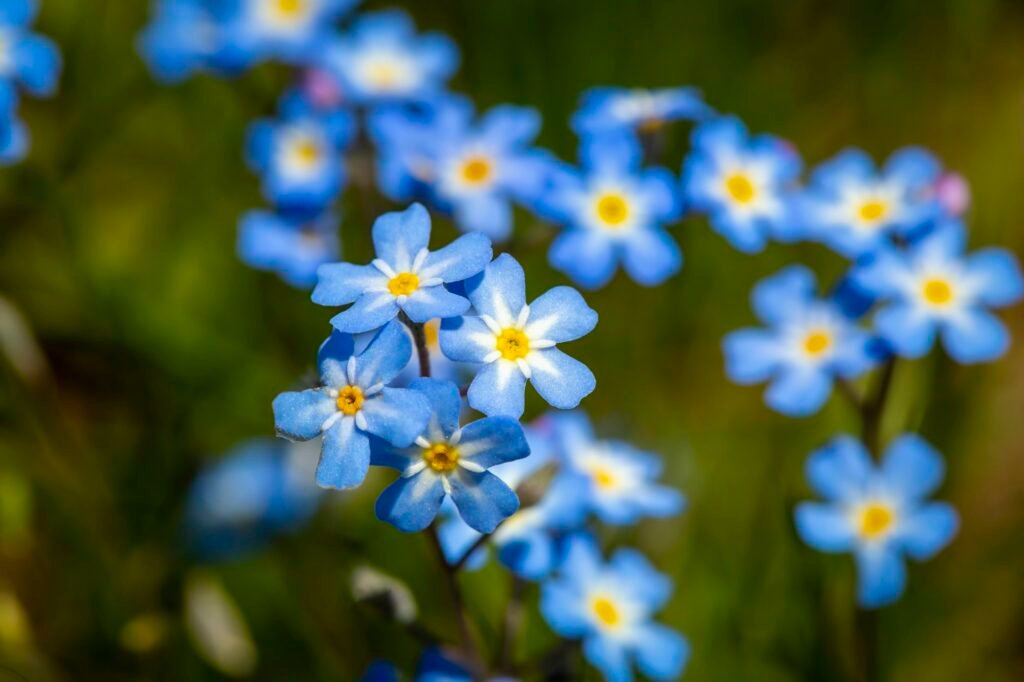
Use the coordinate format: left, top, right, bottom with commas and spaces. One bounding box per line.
425, 524, 483, 674
452, 528, 495, 572
400, 312, 431, 378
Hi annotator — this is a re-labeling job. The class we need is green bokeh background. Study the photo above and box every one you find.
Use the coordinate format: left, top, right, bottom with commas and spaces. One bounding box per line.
1, 0, 1023, 680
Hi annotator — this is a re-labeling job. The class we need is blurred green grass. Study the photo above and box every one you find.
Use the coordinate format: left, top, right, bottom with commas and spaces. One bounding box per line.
1, 0, 1023, 679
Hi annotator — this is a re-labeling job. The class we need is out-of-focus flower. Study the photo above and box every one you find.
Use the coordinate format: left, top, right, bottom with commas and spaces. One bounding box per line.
237, 208, 339, 288
138, 0, 249, 82
313, 203, 492, 333
273, 322, 432, 489
541, 133, 683, 289
723, 266, 880, 417
801, 147, 941, 257
571, 86, 711, 137
320, 10, 458, 105
440, 254, 598, 418
794, 434, 959, 608
235, 0, 358, 64
682, 115, 802, 253
852, 220, 1023, 363
541, 535, 689, 682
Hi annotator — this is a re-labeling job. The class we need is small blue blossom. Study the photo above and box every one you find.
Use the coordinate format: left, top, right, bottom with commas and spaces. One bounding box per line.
372, 378, 529, 533
801, 147, 942, 257
237, 208, 339, 288
273, 321, 432, 490
0, 0, 61, 102
794, 434, 959, 608
313, 203, 493, 333
851, 219, 1024, 363
440, 254, 598, 419
234, 0, 358, 64
723, 265, 881, 417
542, 133, 683, 289
320, 10, 458, 106
138, 0, 251, 82
571, 86, 711, 137
541, 535, 690, 682
682, 115, 802, 253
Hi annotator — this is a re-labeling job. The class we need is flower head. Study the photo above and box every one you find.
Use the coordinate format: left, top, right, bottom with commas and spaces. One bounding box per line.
272, 322, 432, 490
236, 0, 357, 63
682, 115, 802, 252
313, 203, 493, 333
851, 220, 1023, 363
541, 535, 690, 682
724, 265, 881, 416
440, 254, 598, 418
0, 0, 61, 100
572, 86, 711, 137
794, 434, 959, 608
237, 208, 340, 288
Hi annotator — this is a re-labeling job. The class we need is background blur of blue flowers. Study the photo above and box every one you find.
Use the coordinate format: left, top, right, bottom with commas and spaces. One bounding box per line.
2, 1, 1024, 680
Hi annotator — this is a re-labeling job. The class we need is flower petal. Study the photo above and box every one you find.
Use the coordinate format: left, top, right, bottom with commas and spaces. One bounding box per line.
805, 436, 874, 503
407, 378, 461, 440
632, 624, 690, 681
894, 502, 958, 560
463, 253, 526, 326
372, 203, 432, 272
330, 292, 400, 334
582, 636, 632, 682
273, 389, 335, 441
317, 330, 356, 387
856, 544, 907, 609
874, 303, 937, 358
527, 348, 597, 410
361, 387, 432, 447
752, 265, 817, 325
418, 232, 493, 282
400, 285, 471, 323
317, 418, 371, 489
548, 230, 618, 290
467, 360, 528, 418
879, 434, 945, 501
764, 365, 832, 417
523, 286, 598, 343
354, 320, 414, 386
963, 248, 1024, 308
941, 309, 1010, 364
456, 416, 531, 469
312, 262, 387, 306
439, 316, 496, 363
375, 471, 446, 532
621, 228, 683, 287
722, 328, 783, 384
449, 468, 520, 533
794, 502, 856, 552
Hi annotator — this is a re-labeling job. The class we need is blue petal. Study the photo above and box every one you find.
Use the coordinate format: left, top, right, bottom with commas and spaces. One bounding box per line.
362, 387, 432, 447
609, 549, 672, 608
457, 417, 531, 469
273, 390, 335, 440
764, 366, 833, 417
497, 530, 554, 580
540, 578, 590, 638
0, 0, 36, 26
548, 230, 619, 290
879, 434, 945, 501
856, 545, 907, 609
636, 485, 686, 518
639, 167, 683, 223
580, 132, 641, 174
244, 120, 274, 172
14, 35, 61, 97
523, 286, 599, 343
963, 248, 1024, 308
941, 308, 1010, 363
464, 253, 527, 323
752, 266, 817, 325
401, 285, 471, 323
874, 303, 937, 358
375, 471, 446, 532
895, 502, 959, 560
330, 292, 401, 334
418, 232, 493, 282
317, 419, 371, 489
354, 320, 414, 386
810, 148, 875, 190
722, 328, 783, 384
621, 228, 683, 287
438, 517, 487, 570
449, 468, 520, 533
453, 194, 513, 241
690, 115, 747, 154
582, 636, 633, 682
407, 378, 461, 439
633, 624, 690, 681
884, 147, 940, 188
558, 533, 603, 582
467, 361, 528, 418
372, 203, 431, 271
479, 105, 541, 147
527, 348, 597, 410
805, 436, 874, 503
794, 502, 856, 552
312, 263, 386, 306
439, 316, 495, 363
317, 330, 356, 387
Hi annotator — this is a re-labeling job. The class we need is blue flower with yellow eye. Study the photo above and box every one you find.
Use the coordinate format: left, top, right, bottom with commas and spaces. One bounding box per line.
440, 254, 598, 419
541, 535, 690, 682
313, 203, 493, 333
724, 265, 881, 417
372, 379, 529, 533
682, 115, 802, 253
572, 86, 711, 137
273, 322, 432, 490
234, 0, 358, 64
801, 147, 941, 258
541, 133, 683, 289
245, 100, 354, 210
851, 219, 1023, 363
370, 95, 552, 242
795, 434, 959, 608
319, 10, 458, 106
237, 208, 339, 288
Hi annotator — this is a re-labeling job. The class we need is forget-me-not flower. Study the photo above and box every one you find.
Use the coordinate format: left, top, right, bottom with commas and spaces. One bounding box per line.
273, 322, 432, 490
794, 434, 959, 608
682, 115, 802, 253
851, 219, 1024, 363
571, 86, 711, 137
0, 0, 60, 103
440, 254, 598, 418
138, 0, 237, 83
801, 147, 941, 257
236, 0, 357, 64
541, 534, 690, 682
543, 133, 684, 289
724, 265, 880, 416
373, 378, 529, 533
313, 203, 493, 333
237, 208, 340, 288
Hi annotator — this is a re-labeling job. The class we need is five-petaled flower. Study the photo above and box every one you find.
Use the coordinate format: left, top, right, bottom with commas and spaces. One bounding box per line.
794, 434, 959, 608
571, 86, 711, 138
237, 208, 340, 288
273, 322, 432, 490
440, 253, 598, 418
313, 203, 493, 333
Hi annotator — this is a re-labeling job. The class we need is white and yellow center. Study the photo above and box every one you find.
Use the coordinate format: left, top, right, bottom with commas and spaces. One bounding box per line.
388, 272, 420, 297
591, 466, 618, 490
802, 330, 832, 358
920, 277, 954, 307
459, 155, 493, 186
286, 134, 322, 172
724, 173, 756, 204
336, 385, 364, 415
265, 0, 309, 25
496, 328, 530, 361
857, 199, 888, 226
594, 193, 631, 228
422, 442, 460, 473
360, 54, 413, 92
591, 596, 621, 628
857, 502, 896, 540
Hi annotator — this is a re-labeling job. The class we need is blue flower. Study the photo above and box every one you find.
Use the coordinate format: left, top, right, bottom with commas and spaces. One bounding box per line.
372, 378, 530, 533
542, 133, 683, 289
794, 434, 959, 608
440, 254, 598, 418
273, 322, 432, 490
723, 265, 881, 417
682, 115, 802, 253
541, 535, 690, 682
572, 86, 711, 137
0, 0, 61, 102
801, 147, 942, 257
138, 0, 253, 81
245, 102, 354, 210
320, 10, 458, 106
313, 203, 493, 333
0, 109, 27, 166
549, 412, 684, 525
237, 208, 339, 288
370, 95, 552, 241
851, 220, 1024, 363
184, 438, 323, 560
234, 0, 357, 64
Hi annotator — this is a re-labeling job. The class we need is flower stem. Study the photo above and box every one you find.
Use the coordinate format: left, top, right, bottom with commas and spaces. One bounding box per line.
400, 312, 432, 378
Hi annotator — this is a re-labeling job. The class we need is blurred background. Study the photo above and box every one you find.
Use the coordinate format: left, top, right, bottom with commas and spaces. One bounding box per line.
1, 0, 1023, 680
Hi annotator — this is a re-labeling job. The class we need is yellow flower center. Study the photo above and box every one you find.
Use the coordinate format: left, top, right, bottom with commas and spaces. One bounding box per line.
367, 61, 400, 89
802, 330, 832, 356
293, 139, 320, 166
336, 386, 364, 415
858, 503, 895, 539
595, 193, 630, 227
725, 173, 756, 204
388, 272, 420, 296
592, 597, 620, 627
592, 467, 616, 489
858, 200, 887, 223
921, 278, 953, 306
275, 0, 305, 16
422, 443, 460, 473
496, 328, 530, 361
460, 156, 493, 185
